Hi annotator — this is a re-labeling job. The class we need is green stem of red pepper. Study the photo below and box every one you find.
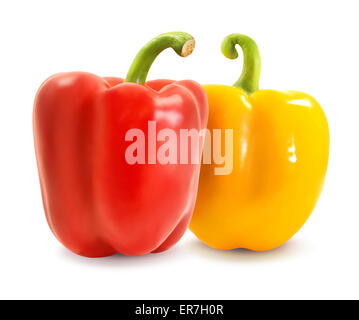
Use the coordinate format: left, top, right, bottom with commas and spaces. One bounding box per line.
125, 32, 195, 84
221, 34, 261, 95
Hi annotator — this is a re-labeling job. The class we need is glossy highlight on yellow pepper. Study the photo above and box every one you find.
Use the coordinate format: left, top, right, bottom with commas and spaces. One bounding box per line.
190, 34, 329, 251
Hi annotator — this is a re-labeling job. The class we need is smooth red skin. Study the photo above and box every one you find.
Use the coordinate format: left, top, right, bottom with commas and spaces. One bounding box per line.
33, 72, 208, 257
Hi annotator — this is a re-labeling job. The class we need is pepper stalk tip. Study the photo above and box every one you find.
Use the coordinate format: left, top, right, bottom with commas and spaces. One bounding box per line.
181, 39, 195, 57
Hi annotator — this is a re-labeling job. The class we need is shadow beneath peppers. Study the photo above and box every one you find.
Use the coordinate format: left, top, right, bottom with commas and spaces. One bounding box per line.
184, 238, 308, 263
58, 236, 308, 267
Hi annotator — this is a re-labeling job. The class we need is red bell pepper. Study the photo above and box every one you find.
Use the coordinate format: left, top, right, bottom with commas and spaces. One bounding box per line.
33, 32, 208, 257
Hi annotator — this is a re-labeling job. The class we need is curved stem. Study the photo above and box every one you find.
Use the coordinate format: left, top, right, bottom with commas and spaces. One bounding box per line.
221, 33, 261, 95
125, 32, 195, 84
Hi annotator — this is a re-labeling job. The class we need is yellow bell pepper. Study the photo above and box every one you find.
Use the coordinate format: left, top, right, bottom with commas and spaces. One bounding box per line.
190, 34, 329, 251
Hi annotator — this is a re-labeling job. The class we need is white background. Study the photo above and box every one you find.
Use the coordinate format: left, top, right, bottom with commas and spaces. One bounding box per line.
0, 0, 358, 299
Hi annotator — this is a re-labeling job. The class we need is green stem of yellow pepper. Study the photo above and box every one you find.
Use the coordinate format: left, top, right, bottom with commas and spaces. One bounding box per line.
125, 32, 195, 84
221, 34, 261, 95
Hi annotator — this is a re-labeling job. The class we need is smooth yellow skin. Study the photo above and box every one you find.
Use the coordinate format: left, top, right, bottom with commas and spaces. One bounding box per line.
190, 85, 329, 251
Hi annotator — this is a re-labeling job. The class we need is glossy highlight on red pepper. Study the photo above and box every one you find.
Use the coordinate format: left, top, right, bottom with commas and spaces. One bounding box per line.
33, 32, 208, 257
